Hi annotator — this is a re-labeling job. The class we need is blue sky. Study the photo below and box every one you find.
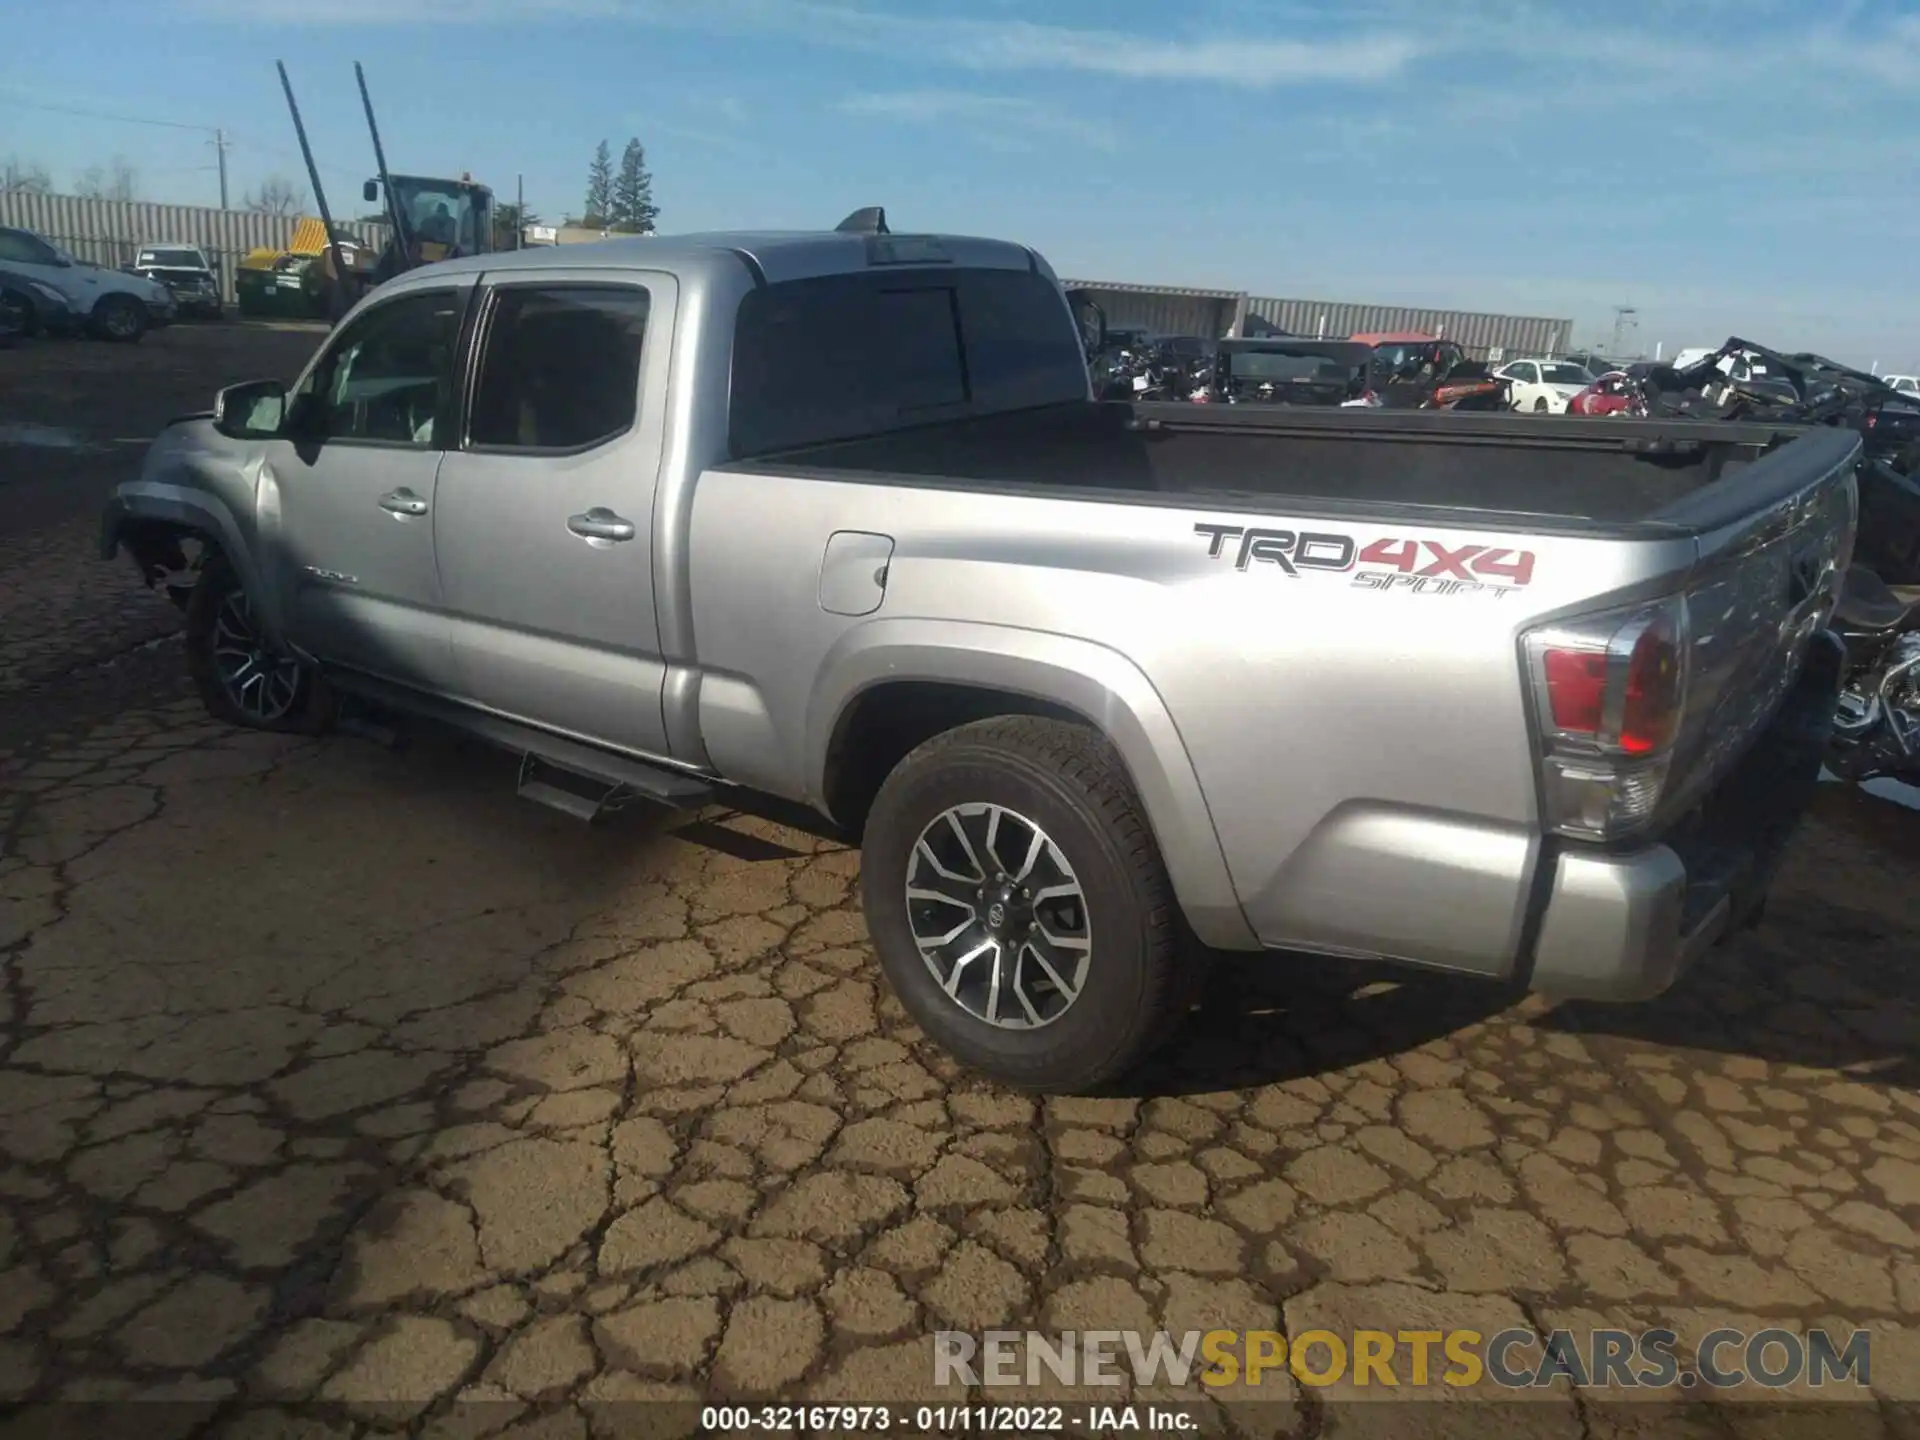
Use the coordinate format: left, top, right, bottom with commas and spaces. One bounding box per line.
4, 0, 1917, 365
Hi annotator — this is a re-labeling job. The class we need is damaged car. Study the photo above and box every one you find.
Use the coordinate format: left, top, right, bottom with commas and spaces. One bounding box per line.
1209, 338, 1376, 407
1354, 334, 1510, 411
1633, 338, 1920, 586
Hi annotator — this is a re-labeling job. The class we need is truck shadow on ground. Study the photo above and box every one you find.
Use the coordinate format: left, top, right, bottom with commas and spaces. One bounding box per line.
1109, 958, 1520, 1100
1532, 788, 1920, 1090
402, 727, 1920, 1100
1113, 790, 1920, 1099
1536, 889, 1920, 1092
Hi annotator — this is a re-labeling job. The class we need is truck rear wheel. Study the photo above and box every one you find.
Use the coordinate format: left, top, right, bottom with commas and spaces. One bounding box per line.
860, 715, 1205, 1093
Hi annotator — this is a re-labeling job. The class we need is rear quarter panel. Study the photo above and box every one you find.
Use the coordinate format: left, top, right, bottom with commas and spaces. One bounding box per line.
684, 467, 1699, 971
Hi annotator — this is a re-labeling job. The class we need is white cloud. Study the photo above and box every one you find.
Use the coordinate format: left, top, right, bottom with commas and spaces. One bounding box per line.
837, 90, 1119, 151
174, 0, 1920, 109
180, 0, 1426, 87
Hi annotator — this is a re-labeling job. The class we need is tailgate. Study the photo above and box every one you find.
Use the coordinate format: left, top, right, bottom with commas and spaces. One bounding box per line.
1653, 425, 1860, 825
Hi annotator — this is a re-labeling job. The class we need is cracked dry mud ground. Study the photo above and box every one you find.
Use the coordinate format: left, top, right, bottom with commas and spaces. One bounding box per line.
3, 337, 1920, 1440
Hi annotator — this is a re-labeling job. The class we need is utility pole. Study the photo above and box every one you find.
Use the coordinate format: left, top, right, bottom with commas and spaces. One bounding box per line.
516, 173, 524, 250
210, 129, 231, 209
1610, 305, 1639, 358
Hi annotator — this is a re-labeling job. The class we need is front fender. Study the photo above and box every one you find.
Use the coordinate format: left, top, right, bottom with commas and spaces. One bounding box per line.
101, 482, 282, 646
806, 618, 1256, 950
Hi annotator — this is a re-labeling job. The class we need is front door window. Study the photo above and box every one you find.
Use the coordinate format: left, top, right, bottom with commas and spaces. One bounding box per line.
296, 289, 464, 447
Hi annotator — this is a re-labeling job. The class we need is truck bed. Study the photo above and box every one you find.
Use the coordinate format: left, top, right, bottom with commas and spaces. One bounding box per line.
741, 401, 1829, 532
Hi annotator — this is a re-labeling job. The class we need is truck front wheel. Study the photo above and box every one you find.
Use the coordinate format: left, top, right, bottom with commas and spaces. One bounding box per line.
860, 715, 1206, 1093
184, 555, 332, 734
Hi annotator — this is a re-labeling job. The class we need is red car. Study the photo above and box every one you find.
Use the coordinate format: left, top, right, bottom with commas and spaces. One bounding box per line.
1568, 370, 1641, 417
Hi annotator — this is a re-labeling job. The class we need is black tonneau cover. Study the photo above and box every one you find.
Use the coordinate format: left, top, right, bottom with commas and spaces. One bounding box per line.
734, 400, 1853, 534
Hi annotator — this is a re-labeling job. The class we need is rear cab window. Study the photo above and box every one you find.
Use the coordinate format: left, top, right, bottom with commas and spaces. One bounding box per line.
141, 248, 207, 269
727, 267, 1088, 458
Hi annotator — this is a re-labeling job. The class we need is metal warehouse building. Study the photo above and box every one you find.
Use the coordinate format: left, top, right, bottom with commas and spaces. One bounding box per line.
1065, 278, 1573, 361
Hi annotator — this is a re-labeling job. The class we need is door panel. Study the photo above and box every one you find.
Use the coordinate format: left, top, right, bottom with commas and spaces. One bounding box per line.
434, 273, 677, 758
255, 282, 473, 693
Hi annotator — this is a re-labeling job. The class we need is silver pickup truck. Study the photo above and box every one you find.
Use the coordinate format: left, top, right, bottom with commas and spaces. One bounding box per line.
102, 210, 1859, 1092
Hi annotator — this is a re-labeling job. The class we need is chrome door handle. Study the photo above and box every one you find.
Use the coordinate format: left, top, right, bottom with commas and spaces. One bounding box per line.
379, 489, 429, 517
567, 508, 636, 543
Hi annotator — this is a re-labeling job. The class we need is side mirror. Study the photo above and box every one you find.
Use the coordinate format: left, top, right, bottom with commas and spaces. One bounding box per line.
363, 179, 379, 203
214, 379, 289, 439
1064, 288, 1108, 360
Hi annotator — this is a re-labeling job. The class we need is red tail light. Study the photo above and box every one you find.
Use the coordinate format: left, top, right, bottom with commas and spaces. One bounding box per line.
1542, 649, 1607, 734
1524, 597, 1689, 841
1619, 617, 1681, 755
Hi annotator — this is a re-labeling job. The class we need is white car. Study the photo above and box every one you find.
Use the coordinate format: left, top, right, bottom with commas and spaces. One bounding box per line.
1495, 358, 1597, 413
1884, 374, 1919, 396
0, 224, 175, 342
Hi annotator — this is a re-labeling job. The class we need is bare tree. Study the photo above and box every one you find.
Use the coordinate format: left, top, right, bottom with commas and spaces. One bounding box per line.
243, 173, 306, 217
1, 156, 52, 194
74, 158, 139, 202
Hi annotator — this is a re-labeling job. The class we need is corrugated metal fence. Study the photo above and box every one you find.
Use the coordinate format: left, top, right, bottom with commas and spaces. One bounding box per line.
1244, 296, 1572, 360
1061, 280, 1246, 347
0, 192, 385, 304
1067, 278, 1573, 361
4, 192, 1575, 354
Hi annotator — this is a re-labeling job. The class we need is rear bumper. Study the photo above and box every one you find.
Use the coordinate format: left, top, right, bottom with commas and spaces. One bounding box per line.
1526, 629, 1843, 1001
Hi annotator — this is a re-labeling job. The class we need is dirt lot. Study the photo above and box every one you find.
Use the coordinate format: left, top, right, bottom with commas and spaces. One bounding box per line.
1, 327, 1917, 1438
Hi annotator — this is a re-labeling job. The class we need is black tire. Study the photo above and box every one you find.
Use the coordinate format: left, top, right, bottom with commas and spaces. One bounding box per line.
1, 287, 38, 338
93, 294, 147, 344
860, 715, 1207, 1093
184, 554, 332, 734
1533, 395, 1549, 412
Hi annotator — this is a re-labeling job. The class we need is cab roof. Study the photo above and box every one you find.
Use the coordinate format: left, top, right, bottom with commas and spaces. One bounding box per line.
413, 214, 1048, 290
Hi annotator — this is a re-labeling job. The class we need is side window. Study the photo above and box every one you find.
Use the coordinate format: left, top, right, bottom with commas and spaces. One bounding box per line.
728, 268, 1093, 458
302, 289, 463, 447
954, 270, 1091, 408
730, 276, 968, 457
468, 285, 651, 451
1512, 362, 1539, 383
0, 230, 51, 265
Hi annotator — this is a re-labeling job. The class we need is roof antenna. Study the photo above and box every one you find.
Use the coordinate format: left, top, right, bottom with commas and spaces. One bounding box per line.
835, 206, 888, 235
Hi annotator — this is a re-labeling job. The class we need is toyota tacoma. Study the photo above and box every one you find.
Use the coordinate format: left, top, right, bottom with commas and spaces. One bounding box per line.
102, 210, 1858, 1091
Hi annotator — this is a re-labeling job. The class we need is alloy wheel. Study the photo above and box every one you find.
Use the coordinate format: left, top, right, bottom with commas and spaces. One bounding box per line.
904, 802, 1092, 1030
210, 588, 302, 723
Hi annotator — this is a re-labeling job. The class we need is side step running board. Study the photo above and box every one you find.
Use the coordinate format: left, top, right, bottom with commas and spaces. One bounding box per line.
320, 669, 717, 822
518, 755, 628, 822
516, 750, 714, 823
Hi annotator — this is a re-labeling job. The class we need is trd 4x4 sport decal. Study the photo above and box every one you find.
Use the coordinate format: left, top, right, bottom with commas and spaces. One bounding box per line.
1194, 524, 1537, 597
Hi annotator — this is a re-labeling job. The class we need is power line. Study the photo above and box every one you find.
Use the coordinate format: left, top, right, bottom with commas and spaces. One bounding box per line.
226, 133, 368, 184
0, 92, 217, 134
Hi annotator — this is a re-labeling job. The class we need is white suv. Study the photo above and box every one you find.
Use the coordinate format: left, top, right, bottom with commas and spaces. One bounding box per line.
0, 225, 175, 341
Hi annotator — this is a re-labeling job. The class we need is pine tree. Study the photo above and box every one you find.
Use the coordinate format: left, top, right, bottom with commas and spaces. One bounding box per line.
610, 138, 659, 235
583, 140, 614, 228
